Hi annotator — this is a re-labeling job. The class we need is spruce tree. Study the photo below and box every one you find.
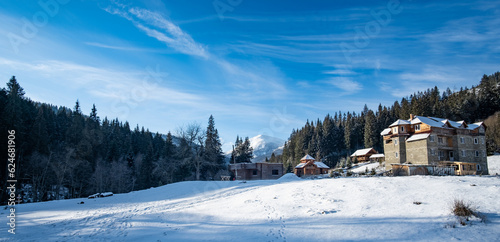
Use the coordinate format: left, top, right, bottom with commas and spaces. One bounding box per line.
204, 115, 225, 177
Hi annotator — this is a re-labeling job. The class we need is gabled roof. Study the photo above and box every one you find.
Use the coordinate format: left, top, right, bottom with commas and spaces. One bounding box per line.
300, 154, 315, 161
350, 148, 376, 157
380, 128, 392, 136
466, 122, 484, 130
411, 116, 448, 128
406, 133, 430, 142
389, 119, 411, 127
295, 161, 329, 169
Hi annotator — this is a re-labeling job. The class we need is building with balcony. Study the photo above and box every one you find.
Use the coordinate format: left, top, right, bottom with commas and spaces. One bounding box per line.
381, 114, 488, 175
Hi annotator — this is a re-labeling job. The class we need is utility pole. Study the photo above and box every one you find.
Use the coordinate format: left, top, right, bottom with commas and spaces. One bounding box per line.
232, 145, 238, 180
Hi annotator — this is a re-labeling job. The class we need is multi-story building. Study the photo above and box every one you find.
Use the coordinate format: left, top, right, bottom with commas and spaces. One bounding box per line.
381, 114, 488, 175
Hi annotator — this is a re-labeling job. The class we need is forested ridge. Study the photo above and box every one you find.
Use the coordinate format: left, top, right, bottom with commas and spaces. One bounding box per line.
0, 76, 226, 204
273, 72, 500, 171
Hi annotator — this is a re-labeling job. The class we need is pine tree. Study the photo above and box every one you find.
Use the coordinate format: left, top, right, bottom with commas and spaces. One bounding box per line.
204, 115, 225, 177
232, 136, 253, 163
364, 110, 376, 148
139, 144, 154, 189
89, 104, 99, 123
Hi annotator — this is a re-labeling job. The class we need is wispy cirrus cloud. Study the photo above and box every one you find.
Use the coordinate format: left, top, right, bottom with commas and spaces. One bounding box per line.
327, 77, 362, 94
104, 5, 208, 58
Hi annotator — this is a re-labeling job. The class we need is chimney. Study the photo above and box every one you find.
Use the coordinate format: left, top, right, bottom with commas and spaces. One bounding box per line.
410, 114, 414, 120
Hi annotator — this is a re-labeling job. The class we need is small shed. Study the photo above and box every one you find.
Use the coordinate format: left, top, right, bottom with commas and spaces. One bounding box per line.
350, 148, 378, 163
369, 154, 385, 163
294, 154, 330, 177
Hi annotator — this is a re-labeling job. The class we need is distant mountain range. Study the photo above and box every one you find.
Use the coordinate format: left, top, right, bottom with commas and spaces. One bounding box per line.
225, 134, 285, 163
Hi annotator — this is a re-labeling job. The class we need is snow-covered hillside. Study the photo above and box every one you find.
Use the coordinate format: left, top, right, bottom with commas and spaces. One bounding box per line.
2, 176, 499, 241
249, 134, 285, 162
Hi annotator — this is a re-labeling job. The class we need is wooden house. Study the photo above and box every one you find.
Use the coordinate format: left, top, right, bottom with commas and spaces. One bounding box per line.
294, 154, 329, 177
350, 148, 378, 163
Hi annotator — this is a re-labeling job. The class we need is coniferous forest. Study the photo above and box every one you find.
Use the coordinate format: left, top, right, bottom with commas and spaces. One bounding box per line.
0, 76, 226, 203
1, 72, 499, 204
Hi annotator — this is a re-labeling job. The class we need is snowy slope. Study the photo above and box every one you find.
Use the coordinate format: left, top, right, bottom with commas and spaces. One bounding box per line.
249, 134, 285, 162
488, 155, 500, 175
2, 176, 500, 241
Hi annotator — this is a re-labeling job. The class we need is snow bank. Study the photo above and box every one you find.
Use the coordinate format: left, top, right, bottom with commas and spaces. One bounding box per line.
277, 173, 301, 181
350, 162, 383, 174
488, 155, 500, 175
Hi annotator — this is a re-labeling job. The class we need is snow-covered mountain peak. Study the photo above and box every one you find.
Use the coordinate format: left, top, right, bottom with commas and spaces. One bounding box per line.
249, 134, 285, 163
249, 134, 285, 151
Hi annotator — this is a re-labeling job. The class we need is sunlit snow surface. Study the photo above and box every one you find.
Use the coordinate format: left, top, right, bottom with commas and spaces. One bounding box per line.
2, 159, 500, 241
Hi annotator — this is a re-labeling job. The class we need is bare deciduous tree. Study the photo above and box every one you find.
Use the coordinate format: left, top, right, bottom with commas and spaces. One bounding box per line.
177, 123, 206, 180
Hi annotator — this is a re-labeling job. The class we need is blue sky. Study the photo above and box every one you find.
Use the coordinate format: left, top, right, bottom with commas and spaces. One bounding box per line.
0, 0, 499, 152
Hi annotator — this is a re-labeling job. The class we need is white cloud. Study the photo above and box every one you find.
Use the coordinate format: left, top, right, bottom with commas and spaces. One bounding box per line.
0, 58, 203, 106
324, 69, 357, 75
328, 77, 362, 93
104, 5, 208, 58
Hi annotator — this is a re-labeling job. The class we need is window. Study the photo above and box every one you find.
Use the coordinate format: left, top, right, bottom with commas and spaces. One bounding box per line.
395, 152, 398, 158
461, 150, 466, 157
460, 137, 465, 144
415, 124, 421, 131
474, 138, 479, 144
477, 164, 481, 171
438, 151, 444, 157
394, 139, 398, 146
252, 170, 258, 176
438, 137, 443, 144
475, 151, 480, 157
272, 170, 279, 175
393, 127, 398, 133
481, 138, 484, 144
430, 149, 435, 156
401, 126, 405, 132
429, 135, 435, 142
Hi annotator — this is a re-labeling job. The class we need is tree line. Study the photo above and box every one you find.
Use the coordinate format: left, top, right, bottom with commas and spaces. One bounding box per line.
275, 72, 500, 170
0, 77, 226, 204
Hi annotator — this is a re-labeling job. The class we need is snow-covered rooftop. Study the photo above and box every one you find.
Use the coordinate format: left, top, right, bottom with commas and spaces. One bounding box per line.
406, 133, 430, 142
300, 154, 315, 161
315, 162, 330, 169
411, 116, 448, 128
380, 128, 391, 136
351, 148, 375, 157
466, 122, 484, 130
389, 119, 411, 127
369, 154, 385, 158
295, 161, 329, 169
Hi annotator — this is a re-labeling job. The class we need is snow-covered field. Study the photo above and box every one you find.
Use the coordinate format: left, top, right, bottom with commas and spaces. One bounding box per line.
489, 155, 500, 175
2, 175, 499, 241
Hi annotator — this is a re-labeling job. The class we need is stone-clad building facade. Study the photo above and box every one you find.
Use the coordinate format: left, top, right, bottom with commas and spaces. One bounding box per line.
381, 115, 488, 175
